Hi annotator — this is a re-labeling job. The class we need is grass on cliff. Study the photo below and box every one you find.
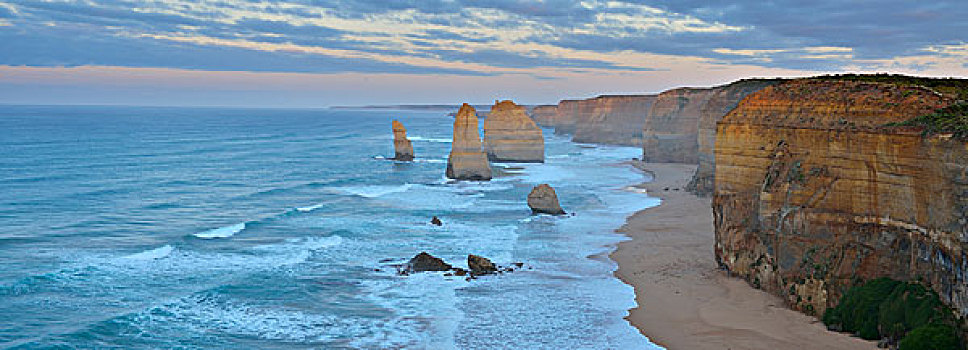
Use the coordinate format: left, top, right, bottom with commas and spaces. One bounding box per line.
888, 103, 968, 139
822, 278, 962, 349
811, 73, 968, 100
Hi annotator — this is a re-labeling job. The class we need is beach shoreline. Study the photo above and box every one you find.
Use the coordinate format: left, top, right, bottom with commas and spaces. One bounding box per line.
611, 162, 876, 350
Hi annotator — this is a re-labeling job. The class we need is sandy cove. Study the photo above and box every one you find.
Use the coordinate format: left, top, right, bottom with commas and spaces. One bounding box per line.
612, 162, 876, 350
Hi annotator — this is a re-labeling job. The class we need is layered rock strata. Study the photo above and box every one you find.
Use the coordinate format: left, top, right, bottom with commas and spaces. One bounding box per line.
530, 95, 656, 146
447, 103, 492, 181
573, 95, 656, 146
391, 120, 414, 161
641, 88, 714, 163
482, 100, 545, 162
686, 80, 781, 195
712, 79, 968, 318
529, 105, 558, 126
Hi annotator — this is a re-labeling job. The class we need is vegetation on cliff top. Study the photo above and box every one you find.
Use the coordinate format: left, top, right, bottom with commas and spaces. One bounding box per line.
816, 73, 968, 139
811, 73, 968, 100
889, 103, 968, 139
822, 278, 962, 349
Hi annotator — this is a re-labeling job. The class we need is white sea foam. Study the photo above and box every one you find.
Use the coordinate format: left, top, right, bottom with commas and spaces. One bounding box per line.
139, 293, 419, 346
409, 136, 451, 143
123, 245, 174, 260
414, 158, 446, 164
295, 203, 324, 212
622, 186, 649, 194
194, 222, 246, 239
334, 183, 416, 198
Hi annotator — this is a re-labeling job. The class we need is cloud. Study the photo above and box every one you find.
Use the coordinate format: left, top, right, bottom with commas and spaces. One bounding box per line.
0, 0, 965, 78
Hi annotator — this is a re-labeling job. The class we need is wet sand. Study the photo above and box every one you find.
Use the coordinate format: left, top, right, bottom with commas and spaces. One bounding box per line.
612, 162, 875, 350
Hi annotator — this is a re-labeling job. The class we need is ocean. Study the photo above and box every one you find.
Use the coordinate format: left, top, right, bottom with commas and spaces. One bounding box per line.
0, 105, 662, 349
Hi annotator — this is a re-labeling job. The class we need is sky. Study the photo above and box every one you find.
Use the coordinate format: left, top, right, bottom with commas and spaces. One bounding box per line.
0, 0, 966, 107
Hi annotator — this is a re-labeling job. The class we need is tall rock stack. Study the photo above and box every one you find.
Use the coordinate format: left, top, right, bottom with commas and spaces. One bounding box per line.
482, 100, 545, 162
446, 103, 492, 180
391, 120, 414, 161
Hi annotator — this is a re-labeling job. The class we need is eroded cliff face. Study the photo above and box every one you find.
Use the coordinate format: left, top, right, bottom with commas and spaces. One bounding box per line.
482, 100, 545, 162
687, 80, 781, 195
641, 88, 714, 163
530, 105, 558, 126
712, 80, 968, 318
573, 95, 656, 146
529, 96, 654, 146
551, 99, 599, 135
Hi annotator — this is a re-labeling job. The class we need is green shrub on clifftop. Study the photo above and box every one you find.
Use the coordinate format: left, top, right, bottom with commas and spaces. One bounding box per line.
891, 103, 968, 139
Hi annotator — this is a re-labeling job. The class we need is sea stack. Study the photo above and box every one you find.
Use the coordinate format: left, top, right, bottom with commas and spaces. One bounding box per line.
446, 103, 492, 180
391, 120, 414, 161
527, 184, 565, 215
482, 100, 545, 162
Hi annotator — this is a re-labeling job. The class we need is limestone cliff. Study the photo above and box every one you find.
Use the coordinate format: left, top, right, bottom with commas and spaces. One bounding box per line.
391, 120, 414, 161
447, 103, 492, 180
641, 88, 714, 163
530, 105, 558, 126
687, 80, 782, 195
712, 79, 968, 318
573, 95, 656, 146
482, 100, 545, 162
528, 95, 656, 146
550, 99, 599, 135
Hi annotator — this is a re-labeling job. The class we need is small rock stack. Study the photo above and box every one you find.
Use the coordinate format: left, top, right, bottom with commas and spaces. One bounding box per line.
391, 120, 414, 161
527, 184, 565, 215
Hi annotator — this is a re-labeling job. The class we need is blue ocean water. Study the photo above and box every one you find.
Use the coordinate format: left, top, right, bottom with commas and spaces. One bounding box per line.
0, 105, 662, 349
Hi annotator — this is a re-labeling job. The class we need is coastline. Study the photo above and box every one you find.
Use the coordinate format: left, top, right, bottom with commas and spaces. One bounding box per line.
611, 162, 876, 350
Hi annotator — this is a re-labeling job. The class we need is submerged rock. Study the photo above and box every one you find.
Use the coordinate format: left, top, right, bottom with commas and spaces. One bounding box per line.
446, 104, 492, 180
430, 216, 442, 226
403, 252, 452, 274
482, 100, 544, 162
527, 184, 565, 215
468, 254, 498, 275
391, 120, 414, 161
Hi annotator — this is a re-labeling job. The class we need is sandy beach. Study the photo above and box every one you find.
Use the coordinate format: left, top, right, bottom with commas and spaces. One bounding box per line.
612, 162, 875, 350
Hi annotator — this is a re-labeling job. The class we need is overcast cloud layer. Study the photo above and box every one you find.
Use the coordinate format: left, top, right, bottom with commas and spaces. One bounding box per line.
0, 0, 966, 106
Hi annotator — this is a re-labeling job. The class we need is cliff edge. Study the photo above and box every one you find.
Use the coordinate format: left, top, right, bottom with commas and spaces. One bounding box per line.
712, 78, 968, 319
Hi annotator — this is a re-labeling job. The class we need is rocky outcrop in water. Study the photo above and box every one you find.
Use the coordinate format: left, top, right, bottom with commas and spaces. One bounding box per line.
395, 252, 523, 278
468, 254, 498, 275
527, 184, 565, 215
712, 79, 968, 319
482, 100, 545, 162
391, 120, 414, 161
403, 252, 453, 274
447, 103, 492, 181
